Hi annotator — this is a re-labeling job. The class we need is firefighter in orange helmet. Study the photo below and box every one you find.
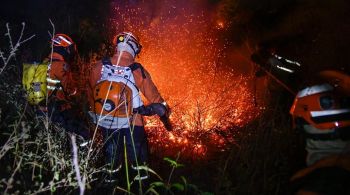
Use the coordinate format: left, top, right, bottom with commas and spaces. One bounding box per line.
47, 33, 77, 101
45, 33, 90, 141
88, 31, 171, 184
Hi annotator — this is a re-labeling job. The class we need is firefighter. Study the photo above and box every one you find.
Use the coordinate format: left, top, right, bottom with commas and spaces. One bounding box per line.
88, 31, 171, 185
289, 71, 350, 194
289, 73, 350, 166
45, 33, 90, 141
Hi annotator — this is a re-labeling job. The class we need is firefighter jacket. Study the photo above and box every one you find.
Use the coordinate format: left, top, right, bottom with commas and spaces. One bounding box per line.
88, 58, 165, 127
47, 52, 75, 103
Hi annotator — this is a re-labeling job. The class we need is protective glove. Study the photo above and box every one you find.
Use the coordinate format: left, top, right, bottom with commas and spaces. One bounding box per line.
133, 105, 154, 116
159, 102, 172, 131
160, 115, 173, 131
134, 103, 173, 131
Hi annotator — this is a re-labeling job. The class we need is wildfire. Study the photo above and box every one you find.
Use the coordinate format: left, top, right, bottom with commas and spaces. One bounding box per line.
109, 1, 260, 158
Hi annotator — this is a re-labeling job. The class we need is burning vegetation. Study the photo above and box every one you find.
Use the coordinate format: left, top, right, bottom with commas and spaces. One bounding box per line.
106, 2, 261, 157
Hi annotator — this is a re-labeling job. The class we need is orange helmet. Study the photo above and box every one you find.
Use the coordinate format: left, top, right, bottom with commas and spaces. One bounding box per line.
113, 31, 142, 57
52, 34, 74, 48
51, 33, 77, 61
290, 83, 350, 130
91, 80, 133, 117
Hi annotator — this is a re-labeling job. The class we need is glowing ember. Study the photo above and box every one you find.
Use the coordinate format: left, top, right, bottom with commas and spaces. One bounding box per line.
216, 20, 225, 29
108, 1, 260, 157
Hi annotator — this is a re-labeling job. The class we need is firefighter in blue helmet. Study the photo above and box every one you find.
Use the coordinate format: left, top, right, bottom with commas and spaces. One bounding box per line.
88, 32, 172, 186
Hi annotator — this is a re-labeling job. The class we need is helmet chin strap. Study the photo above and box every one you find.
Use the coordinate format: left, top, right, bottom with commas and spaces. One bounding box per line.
116, 50, 126, 66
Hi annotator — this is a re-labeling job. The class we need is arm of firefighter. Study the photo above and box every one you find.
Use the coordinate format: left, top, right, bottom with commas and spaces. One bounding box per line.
49, 55, 79, 96
134, 68, 173, 131
134, 68, 164, 103
50, 60, 75, 98
290, 154, 350, 182
87, 62, 102, 110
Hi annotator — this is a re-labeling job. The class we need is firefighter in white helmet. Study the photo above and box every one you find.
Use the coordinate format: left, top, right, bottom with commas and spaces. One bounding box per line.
290, 70, 350, 194
290, 72, 350, 166
88, 31, 171, 185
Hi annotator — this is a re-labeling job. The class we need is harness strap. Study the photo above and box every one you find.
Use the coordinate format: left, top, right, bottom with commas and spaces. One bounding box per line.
102, 57, 146, 79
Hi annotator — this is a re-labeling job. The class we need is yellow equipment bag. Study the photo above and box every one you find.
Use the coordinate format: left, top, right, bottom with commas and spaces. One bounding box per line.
22, 62, 48, 105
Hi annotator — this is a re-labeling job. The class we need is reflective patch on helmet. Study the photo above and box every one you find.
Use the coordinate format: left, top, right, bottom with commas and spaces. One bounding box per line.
311, 109, 350, 117
118, 36, 124, 42
297, 84, 333, 98
52, 38, 61, 45
58, 35, 72, 45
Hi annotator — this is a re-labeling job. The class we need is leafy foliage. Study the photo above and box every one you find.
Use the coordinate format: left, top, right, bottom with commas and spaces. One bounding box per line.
146, 157, 213, 195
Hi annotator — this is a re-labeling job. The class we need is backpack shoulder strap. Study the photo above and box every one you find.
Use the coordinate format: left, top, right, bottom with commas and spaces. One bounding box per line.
129, 63, 146, 79
101, 58, 147, 79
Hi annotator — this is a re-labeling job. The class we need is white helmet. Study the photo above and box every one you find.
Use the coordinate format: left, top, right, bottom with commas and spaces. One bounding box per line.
113, 31, 142, 58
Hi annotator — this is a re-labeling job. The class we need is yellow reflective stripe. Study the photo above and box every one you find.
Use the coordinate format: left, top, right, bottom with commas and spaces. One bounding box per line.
47, 78, 61, 84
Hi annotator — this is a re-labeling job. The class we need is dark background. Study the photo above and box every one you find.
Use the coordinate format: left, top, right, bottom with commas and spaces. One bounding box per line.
1, 0, 349, 75
0, 0, 110, 60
